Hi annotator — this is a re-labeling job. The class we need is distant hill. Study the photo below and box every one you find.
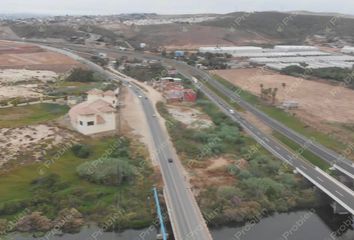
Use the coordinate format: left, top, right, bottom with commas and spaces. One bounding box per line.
199, 11, 354, 44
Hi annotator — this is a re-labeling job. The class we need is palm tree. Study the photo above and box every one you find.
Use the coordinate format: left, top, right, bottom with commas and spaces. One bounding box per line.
260, 84, 264, 99
271, 88, 278, 105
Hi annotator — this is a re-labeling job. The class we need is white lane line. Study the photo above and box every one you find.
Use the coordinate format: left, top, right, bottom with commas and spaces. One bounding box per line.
316, 176, 324, 182
335, 190, 344, 197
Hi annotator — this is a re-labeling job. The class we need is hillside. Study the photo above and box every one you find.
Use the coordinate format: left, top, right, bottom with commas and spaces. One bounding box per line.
200, 11, 354, 44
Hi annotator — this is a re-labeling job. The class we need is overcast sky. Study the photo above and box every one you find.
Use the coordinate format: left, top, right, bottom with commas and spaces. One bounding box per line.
1, 0, 354, 15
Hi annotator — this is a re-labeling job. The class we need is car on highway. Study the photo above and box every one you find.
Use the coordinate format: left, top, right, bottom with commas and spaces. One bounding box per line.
138, 95, 142, 98
152, 114, 157, 117
168, 158, 173, 163
229, 109, 235, 114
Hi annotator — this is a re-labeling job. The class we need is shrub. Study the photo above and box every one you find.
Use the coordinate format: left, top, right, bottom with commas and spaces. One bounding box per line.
66, 68, 97, 82
76, 157, 136, 186
71, 144, 91, 158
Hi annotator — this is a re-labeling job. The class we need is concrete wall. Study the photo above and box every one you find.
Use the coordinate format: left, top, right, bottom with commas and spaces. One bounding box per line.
72, 113, 116, 135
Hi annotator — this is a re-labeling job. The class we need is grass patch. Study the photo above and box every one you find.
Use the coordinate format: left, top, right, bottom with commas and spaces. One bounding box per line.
0, 136, 154, 228
0, 103, 69, 128
273, 132, 330, 170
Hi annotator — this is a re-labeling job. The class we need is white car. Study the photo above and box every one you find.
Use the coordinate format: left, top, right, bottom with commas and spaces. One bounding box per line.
138, 95, 142, 98
229, 109, 235, 114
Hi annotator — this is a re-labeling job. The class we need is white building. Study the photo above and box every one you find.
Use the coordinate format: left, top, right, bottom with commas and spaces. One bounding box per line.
341, 46, 354, 54
274, 45, 319, 52
69, 89, 118, 135
199, 46, 263, 56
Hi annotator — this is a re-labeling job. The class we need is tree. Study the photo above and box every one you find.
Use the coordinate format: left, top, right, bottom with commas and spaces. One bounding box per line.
282, 82, 286, 89
271, 88, 278, 105
66, 68, 96, 82
77, 157, 136, 186
260, 84, 264, 99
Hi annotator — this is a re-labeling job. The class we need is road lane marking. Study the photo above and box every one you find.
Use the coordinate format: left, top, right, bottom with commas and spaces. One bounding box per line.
316, 176, 324, 182
335, 191, 344, 197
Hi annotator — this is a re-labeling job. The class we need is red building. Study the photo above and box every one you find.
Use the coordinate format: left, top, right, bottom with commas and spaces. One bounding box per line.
183, 89, 197, 102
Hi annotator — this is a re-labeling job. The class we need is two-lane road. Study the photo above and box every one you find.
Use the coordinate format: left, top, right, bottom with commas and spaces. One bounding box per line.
126, 82, 213, 240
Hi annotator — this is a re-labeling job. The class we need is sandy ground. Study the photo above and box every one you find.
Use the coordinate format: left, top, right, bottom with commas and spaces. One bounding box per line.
0, 69, 58, 84
0, 69, 58, 101
0, 124, 75, 168
167, 104, 213, 129
214, 68, 354, 124
0, 85, 43, 101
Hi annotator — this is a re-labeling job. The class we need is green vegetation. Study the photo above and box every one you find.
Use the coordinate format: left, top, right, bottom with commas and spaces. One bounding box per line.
66, 68, 99, 83
0, 103, 68, 128
123, 63, 166, 82
157, 98, 321, 224
273, 133, 330, 170
49, 81, 103, 97
0, 136, 154, 230
77, 158, 136, 186
157, 100, 243, 160
71, 144, 92, 159
282, 66, 354, 86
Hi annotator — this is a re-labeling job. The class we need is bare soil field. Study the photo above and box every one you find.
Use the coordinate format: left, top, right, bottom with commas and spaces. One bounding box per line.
190, 157, 235, 196
0, 69, 58, 83
0, 69, 59, 101
0, 41, 82, 73
0, 85, 43, 101
0, 124, 75, 169
167, 104, 213, 129
214, 68, 354, 124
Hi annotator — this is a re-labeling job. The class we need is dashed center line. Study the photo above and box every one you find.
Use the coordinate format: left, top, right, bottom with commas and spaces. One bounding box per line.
335, 190, 344, 197
316, 176, 324, 182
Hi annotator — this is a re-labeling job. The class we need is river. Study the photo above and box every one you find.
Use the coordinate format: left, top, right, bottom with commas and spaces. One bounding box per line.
5, 208, 354, 240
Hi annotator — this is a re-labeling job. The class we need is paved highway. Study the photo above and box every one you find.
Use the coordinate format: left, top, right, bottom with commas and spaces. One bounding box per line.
127, 83, 212, 240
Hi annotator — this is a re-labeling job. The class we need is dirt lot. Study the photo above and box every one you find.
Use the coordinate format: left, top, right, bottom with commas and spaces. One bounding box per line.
189, 157, 235, 195
0, 124, 75, 169
167, 104, 213, 129
214, 68, 354, 124
0, 41, 82, 73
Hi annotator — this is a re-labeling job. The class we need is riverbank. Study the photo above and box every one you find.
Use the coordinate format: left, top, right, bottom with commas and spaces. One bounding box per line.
6, 207, 353, 240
